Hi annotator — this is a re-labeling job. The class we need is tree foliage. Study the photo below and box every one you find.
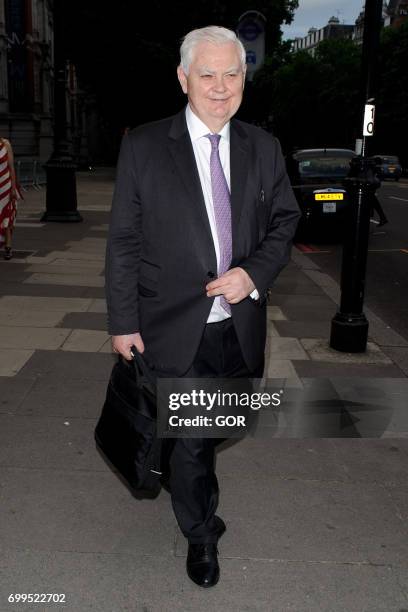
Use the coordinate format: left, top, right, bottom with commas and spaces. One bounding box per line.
62, 0, 298, 144
253, 38, 361, 151
252, 21, 408, 166
375, 20, 408, 162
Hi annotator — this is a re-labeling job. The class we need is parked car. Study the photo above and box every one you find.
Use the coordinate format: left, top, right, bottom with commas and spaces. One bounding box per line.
286, 148, 356, 239
372, 155, 402, 181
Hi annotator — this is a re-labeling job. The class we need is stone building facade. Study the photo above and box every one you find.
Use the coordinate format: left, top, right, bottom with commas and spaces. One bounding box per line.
0, 0, 54, 160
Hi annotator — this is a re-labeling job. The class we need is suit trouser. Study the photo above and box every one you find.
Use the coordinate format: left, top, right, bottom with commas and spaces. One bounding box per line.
161, 318, 264, 544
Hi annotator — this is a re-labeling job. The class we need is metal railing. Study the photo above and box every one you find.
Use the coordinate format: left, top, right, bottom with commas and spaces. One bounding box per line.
15, 159, 47, 190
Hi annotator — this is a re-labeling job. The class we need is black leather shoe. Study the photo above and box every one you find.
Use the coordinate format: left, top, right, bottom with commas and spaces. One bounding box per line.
186, 543, 220, 588
214, 515, 226, 538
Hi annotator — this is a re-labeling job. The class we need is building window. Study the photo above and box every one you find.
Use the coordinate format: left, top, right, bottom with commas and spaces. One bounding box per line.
5, 0, 34, 113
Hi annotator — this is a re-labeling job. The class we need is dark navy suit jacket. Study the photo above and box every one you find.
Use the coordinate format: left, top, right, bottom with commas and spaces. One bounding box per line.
105, 110, 300, 375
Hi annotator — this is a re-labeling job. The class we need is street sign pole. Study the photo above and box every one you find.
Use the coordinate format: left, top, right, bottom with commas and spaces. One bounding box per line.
330, 0, 383, 352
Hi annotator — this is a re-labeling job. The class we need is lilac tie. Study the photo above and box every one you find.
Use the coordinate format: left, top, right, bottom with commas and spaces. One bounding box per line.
207, 133, 232, 314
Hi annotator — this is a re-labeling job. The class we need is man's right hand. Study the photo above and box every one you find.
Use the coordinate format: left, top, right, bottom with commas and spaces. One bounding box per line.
112, 333, 145, 360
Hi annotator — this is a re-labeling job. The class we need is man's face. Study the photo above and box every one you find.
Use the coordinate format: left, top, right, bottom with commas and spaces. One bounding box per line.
177, 41, 246, 132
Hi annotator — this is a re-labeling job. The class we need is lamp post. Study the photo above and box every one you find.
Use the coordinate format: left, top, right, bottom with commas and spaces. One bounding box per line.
42, 0, 82, 222
329, 0, 383, 353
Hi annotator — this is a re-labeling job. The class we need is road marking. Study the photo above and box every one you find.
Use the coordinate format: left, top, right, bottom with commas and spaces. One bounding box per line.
389, 196, 408, 202
401, 249, 408, 254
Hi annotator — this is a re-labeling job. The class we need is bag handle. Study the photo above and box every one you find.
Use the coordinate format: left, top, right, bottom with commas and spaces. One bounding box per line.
129, 345, 156, 388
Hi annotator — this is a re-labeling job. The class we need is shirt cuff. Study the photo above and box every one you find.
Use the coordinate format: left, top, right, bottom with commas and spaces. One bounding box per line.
250, 288, 259, 300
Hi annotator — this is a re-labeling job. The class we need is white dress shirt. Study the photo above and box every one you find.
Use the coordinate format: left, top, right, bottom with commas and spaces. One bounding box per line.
185, 105, 258, 324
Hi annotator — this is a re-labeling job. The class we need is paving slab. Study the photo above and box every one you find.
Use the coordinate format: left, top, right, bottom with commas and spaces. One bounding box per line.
291, 249, 322, 270
99, 338, 113, 353
17, 350, 115, 381
0, 296, 92, 312
25, 264, 104, 276
27, 250, 105, 262
270, 279, 325, 296
265, 358, 303, 386
0, 467, 175, 556
274, 320, 331, 339
52, 257, 104, 269
266, 305, 287, 321
0, 281, 91, 298
24, 273, 105, 288
0, 327, 70, 350
0, 265, 30, 281
0, 414, 103, 471
177, 476, 408, 566
293, 360, 406, 379
67, 237, 107, 245
0, 349, 35, 377
81, 287, 106, 299
17, 377, 106, 418
61, 329, 109, 352
330, 440, 408, 485
381, 346, 408, 376
266, 322, 279, 337
302, 268, 342, 293
217, 436, 349, 483
64, 245, 106, 255
384, 485, 408, 521
270, 294, 336, 310
0, 377, 36, 412
281, 305, 335, 322
268, 337, 309, 360
58, 312, 107, 331
86, 298, 107, 313
1, 551, 407, 612
329, 377, 408, 437
301, 339, 393, 364
90, 223, 109, 231
0, 310, 64, 327
368, 318, 408, 348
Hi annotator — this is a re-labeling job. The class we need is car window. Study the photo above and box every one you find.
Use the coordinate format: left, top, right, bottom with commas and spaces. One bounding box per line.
297, 156, 352, 178
381, 156, 399, 164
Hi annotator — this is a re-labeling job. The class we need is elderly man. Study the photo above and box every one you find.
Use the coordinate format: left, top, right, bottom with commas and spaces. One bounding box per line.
106, 26, 300, 588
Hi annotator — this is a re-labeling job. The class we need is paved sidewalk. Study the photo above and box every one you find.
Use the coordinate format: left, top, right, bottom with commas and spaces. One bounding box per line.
0, 170, 407, 611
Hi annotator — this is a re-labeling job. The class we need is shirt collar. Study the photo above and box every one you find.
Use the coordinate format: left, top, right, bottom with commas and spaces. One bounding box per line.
185, 104, 230, 144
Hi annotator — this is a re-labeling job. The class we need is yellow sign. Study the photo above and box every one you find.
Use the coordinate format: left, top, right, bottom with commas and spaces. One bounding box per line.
315, 193, 344, 201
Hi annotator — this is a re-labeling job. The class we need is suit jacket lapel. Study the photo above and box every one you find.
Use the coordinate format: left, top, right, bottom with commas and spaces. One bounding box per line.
167, 111, 215, 261
230, 120, 249, 247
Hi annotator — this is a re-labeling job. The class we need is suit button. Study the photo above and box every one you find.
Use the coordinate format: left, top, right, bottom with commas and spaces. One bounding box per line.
207, 271, 215, 278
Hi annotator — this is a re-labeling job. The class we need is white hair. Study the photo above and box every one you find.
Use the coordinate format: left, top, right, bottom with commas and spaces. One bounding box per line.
180, 26, 246, 74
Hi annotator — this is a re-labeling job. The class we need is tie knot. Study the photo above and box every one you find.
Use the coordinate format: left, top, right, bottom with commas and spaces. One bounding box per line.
207, 133, 221, 150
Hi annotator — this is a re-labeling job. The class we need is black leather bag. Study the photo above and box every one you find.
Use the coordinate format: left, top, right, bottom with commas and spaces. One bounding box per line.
95, 347, 162, 493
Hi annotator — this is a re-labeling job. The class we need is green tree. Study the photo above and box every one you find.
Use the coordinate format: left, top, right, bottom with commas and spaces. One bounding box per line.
253, 38, 361, 151
62, 0, 298, 157
375, 21, 408, 166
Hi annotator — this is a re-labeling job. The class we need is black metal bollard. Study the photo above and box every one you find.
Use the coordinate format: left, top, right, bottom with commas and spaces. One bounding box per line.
330, 157, 378, 352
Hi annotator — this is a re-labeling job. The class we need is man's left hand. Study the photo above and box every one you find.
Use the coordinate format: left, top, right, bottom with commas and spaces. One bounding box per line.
206, 267, 255, 304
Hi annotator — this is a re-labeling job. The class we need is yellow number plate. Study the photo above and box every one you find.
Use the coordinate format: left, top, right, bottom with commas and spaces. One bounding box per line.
315, 193, 344, 201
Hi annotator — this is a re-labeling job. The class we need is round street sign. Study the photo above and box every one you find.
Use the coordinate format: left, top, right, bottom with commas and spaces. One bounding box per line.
238, 20, 262, 41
